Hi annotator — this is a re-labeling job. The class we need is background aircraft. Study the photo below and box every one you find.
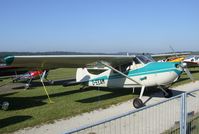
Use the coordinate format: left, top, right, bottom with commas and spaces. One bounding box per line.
4, 54, 193, 108
12, 70, 54, 89
157, 57, 184, 62
183, 55, 199, 67
0, 65, 53, 89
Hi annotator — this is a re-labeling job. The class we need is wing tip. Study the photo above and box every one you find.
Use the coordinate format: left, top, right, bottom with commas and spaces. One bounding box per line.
4, 56, 14, 65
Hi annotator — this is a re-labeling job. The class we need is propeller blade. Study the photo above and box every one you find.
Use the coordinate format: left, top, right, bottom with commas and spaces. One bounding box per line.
184, 67, 195, 82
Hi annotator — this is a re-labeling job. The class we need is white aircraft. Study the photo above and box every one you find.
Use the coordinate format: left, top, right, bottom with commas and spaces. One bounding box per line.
183, 55, 199, 67
4, 54, 193, 108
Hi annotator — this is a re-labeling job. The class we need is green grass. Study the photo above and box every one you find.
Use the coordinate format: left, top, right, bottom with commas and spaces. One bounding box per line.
0, 67, 199, 133
172, 67, 199, 87
0, 68, 135, 133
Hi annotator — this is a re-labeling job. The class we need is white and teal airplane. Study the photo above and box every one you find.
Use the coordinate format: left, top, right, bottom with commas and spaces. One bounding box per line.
4, 54, 193, 108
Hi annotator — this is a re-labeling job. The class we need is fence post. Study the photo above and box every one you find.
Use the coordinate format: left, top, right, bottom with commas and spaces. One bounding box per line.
180, 93, 187, 134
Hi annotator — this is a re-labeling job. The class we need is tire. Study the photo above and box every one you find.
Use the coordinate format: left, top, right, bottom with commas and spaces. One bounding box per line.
133, 98, 145, 109
1, 101, 9, 111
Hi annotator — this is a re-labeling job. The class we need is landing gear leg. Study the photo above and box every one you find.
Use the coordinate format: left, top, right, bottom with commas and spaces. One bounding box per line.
24, 78, 32, 90
80, 85, 87, 91
159, 86, 173, 98
133, 86, 145, 109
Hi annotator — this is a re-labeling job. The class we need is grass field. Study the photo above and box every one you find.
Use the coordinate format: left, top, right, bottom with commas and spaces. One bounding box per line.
0, 67, 199, 134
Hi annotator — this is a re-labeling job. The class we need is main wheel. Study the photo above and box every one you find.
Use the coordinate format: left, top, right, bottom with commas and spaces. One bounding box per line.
163, 90, 173, 98
24, 84, 30, 90
133, 98, 145, 109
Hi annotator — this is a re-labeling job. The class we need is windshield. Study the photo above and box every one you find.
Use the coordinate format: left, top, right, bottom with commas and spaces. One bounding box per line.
136, 55, 155, 64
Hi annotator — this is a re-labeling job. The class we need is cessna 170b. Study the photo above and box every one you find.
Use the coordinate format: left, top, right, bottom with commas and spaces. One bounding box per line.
4, 54, 193, 108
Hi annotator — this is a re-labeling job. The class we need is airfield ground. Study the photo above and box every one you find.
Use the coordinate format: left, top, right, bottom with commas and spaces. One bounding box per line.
0, 67, 199, 134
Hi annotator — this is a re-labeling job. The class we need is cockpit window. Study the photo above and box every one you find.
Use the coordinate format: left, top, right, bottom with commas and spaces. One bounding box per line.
136, 55, 155, 64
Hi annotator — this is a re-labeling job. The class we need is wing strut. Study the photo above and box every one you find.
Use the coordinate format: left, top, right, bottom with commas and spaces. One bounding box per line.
98, 61, 142, 85
99, 61, 147, 109
40, 70, 54, 103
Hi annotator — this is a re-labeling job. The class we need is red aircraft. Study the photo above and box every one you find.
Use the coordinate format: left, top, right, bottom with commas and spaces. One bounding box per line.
12, 70, 54, 89
0, 65, 53, 89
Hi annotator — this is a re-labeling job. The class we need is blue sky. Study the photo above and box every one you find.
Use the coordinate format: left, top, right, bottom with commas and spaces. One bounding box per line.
0, 0, 198, 53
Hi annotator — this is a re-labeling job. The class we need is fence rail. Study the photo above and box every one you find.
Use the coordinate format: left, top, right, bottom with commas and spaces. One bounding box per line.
64, 88, 199, 134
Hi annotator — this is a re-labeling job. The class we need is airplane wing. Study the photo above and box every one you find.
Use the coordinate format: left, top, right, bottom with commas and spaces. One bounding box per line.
4, 55, 134, 69
151, 52, 190, 58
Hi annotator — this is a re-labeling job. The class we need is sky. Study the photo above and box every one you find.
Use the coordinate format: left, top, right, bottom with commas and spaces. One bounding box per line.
0, 0, 199, 53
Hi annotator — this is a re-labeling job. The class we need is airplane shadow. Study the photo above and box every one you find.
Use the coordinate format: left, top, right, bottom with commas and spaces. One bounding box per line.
190, 70, 199, 74
77, 88, 133, 103
12, 79, 75, 90
0, 92, 18, 97
0, 87, 95, 110
0, 115, 32, 129
0, 97, 46, 111
77, 87, 185, 104
0, 76, 194, 110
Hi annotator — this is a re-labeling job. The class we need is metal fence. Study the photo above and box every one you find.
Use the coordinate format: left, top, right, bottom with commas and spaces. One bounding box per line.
64, 89, 199, 134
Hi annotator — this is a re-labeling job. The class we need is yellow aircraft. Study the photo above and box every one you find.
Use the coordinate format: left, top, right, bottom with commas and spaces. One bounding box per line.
166, 57, 185, 62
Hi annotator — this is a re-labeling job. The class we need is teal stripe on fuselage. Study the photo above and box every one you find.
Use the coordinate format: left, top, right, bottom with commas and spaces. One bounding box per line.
128, 62, 182, 76
90, 62, 182, 81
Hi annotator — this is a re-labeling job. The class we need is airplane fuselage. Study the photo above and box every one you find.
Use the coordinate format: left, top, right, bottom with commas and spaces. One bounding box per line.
77, 62, 183, 88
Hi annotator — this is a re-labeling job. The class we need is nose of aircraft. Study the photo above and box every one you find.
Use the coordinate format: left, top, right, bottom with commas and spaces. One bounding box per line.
173, 62, 183, 74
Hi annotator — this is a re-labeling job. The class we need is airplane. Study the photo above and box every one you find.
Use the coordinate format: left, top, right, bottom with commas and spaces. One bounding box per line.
183, 55, 199, 67
156, 53, 187, 63
3, 54, 194, 108
12, 70, 54, 89
166, 56, 184, 62
0, 65, 53, 89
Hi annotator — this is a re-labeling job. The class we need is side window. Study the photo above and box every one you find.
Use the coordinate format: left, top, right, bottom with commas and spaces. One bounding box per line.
133, 58, 140, 64
121, 62, 132, 72
113, 62, 132, 73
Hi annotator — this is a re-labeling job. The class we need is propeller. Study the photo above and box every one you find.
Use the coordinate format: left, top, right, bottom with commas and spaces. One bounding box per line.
181, 63, 195, 82
168, 46, 194, 82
